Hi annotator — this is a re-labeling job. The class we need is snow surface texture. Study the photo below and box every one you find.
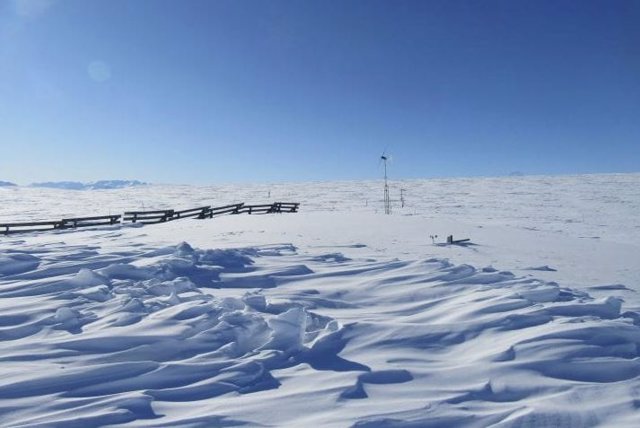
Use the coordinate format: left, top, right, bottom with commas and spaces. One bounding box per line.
1, 173, 639, 427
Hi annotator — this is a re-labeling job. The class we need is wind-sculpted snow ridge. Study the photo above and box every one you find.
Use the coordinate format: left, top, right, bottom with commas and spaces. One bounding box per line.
0, 242, 639, 426
0, 242, 349, 426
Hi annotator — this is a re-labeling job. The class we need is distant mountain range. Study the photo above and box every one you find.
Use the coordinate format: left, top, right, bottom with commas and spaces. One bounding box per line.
0, 181, 17, 187
30, 180, 147, 190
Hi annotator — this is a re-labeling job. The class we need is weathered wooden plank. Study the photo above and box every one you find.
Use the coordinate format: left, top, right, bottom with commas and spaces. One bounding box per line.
3, 227, 60, 235
60, 215, 122, 228
173, 206, 210, 219
123, 209, 174, 223
123, 217, 172, 224
201, 203, 245, 218
61, 215, 121, 222
123, 214, 171, 219
0, 221, 61, 227
62, 221, 120, 229
174, 211, 201, 219
237, 204, 277, 214
210, 203, 245, 211
1, 221, 61, 235
124, 210, 174, 215
175, 206, 210, 215
275, 202, 300, 212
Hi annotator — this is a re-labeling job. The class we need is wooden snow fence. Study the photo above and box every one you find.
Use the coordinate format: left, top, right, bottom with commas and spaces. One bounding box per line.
1, 202, 300, 235
1, 220, 62, 235
200, 203, 245, 218
274, 202, 299, 213
238, 202, 300, 215
123, 209, 175, 224
60, 215, 122, 229
1, 215, 121, 235
237, 204, 277, 215
174, 206, 211, 219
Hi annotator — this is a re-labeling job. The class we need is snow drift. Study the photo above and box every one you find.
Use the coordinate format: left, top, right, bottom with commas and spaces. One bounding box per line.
1, 235, 639, 426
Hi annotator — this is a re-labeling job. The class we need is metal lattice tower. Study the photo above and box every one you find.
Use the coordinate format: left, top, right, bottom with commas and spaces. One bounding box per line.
381, 155, 391, 214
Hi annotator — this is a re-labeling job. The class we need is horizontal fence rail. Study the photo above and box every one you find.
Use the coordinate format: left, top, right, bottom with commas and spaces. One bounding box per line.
60, 215, 122, 229
274, 202, 299, 213
1, 201, 300, 235
2, 221, 62, 235
237, 204, 276, 215
174, 206, 210, 219
201, 203, 245, 218
123, 210, 175, 224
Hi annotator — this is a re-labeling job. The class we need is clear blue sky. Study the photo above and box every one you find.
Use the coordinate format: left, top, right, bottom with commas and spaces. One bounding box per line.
1, 0, 639, 184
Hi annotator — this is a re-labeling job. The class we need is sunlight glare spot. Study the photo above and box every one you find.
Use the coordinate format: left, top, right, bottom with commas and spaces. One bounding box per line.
87, 61, 111, 83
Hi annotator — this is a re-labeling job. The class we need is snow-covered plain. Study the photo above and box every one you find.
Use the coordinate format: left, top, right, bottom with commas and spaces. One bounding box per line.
1, 173, 639, 427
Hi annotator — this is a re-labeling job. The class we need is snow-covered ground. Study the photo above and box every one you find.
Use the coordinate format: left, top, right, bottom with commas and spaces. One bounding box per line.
1, 173, 639, 427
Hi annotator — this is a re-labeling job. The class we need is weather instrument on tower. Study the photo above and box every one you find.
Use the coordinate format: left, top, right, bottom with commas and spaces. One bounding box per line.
380, 152, 391, 215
